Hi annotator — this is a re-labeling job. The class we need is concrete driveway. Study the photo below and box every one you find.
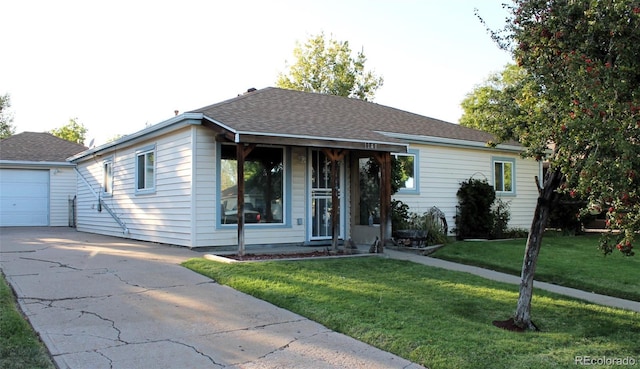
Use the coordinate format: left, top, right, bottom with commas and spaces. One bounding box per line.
0, 227, 424, 369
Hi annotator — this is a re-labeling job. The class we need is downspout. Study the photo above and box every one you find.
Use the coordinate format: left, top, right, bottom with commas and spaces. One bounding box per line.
75, 168, 130, 235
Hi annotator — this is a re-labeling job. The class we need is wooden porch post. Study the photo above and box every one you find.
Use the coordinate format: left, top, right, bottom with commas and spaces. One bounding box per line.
322, 148, 346, 251
236, 143, 256, 258
374, 152, 392, 253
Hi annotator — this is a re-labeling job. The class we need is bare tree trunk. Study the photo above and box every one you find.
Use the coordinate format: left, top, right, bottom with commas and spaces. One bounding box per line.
514, 169, 563, 330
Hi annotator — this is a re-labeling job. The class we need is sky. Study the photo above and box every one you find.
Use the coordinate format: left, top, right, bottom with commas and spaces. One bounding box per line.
1, 0, 513, 146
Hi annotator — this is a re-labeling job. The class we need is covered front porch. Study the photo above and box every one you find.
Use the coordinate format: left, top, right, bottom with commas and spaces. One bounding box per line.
205, 118, 406, 255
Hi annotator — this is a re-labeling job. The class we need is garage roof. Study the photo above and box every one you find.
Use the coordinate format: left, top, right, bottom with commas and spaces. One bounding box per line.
0, 132, 87, 162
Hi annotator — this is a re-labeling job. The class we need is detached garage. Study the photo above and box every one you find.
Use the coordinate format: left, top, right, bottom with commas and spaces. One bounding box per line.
0, 169, 49, 226
0, 132, 86, 227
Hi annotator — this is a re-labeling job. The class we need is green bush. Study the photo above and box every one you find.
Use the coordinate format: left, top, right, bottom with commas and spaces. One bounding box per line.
490, 199, 511, 239
391, 199, 411, 231
391, 201, 448, 245
547, 193, 595, 235
455, 178, 496, 239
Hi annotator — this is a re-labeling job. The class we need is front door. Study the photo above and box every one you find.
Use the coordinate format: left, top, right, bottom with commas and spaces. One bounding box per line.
309, 149, 344, 240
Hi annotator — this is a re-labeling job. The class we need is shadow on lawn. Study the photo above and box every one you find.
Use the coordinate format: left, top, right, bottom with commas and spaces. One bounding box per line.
184, 256, 640, 367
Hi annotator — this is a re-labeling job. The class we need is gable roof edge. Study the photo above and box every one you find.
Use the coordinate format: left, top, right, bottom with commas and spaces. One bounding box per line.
69, 113, 204, 162
379, 131, 523, 153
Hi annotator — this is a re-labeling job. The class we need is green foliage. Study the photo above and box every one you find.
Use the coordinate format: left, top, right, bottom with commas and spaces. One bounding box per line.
49, 118, 87, 145
547, 193, 595, 235
455, 178, 496, 239
184, 257, 640, 369
1, 273, 55, 369
390, 199, 411, 231
0, 93, 16, 139
408, 209, 449, 245
490, 199, 511, 239
105, 133, 124, 143
478, 0, 640, 255
276, 32, 384, 101
359, 159, 380, 224
359, 158, 417, 225
391, 200, 448, 245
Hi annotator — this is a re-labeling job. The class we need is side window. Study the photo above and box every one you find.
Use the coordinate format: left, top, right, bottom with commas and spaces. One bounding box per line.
135, 146, 155, 193
493, 158, 515, 194
393, 152, 417, 192
102, 159, 113, 195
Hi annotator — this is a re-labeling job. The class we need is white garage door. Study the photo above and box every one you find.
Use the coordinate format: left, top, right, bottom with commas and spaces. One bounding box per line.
0, 169, 49, 226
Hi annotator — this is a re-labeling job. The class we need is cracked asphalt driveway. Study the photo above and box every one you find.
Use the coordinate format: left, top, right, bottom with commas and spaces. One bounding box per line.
0, 228, 424, 369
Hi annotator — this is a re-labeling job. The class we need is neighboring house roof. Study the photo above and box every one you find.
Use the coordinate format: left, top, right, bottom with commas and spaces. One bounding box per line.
189, 87, 502, 147
0, 132, 87, 162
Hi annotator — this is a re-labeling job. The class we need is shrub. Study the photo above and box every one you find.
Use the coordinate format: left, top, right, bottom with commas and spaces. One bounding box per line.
490, 199, 511, 239
455, 178, 496, 239
391, 201, 448, 246
548, 193, 594, 235
391, 199, 411, 231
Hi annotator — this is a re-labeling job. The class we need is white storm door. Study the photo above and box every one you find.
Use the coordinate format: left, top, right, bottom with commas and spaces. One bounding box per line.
308, 150, 344, 240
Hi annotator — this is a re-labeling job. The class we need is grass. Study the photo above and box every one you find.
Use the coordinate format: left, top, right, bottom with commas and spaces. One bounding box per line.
432, 233, 640, 302
183, 256, 640, 369
0, 272, 55, 369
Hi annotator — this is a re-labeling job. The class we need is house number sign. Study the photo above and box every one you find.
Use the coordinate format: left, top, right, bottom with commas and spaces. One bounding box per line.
365, 142, 378, 149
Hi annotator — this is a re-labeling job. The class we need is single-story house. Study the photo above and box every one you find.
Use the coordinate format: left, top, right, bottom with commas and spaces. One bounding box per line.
68, 87, 541, 248
0, 132, 86, 226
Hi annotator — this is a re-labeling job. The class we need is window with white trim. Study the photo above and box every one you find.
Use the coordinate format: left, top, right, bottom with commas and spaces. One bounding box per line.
135, 146, 155, 192
493, 158, 515, 193
102, 159, 113, 195
393, 152, 417, 191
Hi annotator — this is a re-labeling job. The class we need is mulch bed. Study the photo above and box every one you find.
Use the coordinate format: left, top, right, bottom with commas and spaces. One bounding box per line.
492, 318, 539, 332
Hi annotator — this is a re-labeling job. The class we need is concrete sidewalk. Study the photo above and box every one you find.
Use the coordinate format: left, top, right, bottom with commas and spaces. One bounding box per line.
383, 249, 640, 313
0, 228, 424, 369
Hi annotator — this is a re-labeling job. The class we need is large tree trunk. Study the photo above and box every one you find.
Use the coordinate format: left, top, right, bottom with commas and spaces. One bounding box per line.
514, 169, 563, 330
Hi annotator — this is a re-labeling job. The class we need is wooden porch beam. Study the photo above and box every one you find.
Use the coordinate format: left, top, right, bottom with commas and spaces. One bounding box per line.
236, 143, 256, 258
322, 148, 347, 251
373, 152, 392, 253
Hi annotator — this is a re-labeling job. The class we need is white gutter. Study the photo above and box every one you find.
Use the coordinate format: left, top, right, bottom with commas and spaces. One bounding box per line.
0, 160, 76, 168
68, 113, 204, 162
74, 168, 129, 235
202, 115, 238, 135
377, 131, 523, 153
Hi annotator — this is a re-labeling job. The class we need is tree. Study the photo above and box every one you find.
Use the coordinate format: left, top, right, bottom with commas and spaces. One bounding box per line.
0, 93, 16, 139
50, 118, 87, 145
276, 32, 384, 101
469, 0, 640, 330
460, 64, 546, 148
106, 134, 125, 143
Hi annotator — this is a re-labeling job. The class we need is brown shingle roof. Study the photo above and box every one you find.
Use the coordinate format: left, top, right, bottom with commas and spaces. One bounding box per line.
189, 87, 497, 144
0, 132, 87, 162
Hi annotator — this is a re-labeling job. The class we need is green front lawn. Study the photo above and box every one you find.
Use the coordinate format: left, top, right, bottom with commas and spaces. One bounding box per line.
432, 233, 640, 301
183, 257, 639, 369
0, 272, 55, 369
